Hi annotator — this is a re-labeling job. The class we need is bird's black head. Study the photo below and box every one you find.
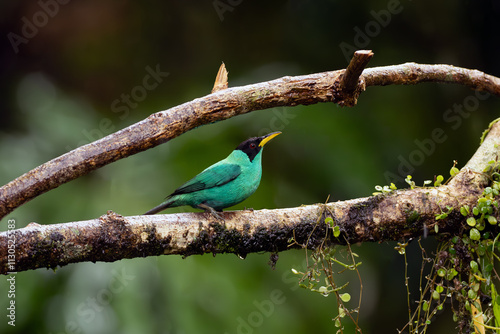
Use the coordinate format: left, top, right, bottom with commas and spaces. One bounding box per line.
236, 132, 281, 162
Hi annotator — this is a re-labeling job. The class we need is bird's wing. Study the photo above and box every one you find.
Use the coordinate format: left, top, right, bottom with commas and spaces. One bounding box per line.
169, 163, 241, 196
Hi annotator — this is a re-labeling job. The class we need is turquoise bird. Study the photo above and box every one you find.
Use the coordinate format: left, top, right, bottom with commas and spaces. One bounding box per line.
144, 132, 281, 215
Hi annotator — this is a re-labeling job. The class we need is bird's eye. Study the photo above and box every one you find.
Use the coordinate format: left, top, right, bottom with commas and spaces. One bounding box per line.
250, 143, 256, 149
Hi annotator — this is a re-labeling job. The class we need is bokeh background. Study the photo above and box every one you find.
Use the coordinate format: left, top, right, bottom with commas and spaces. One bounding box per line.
1, 1, 500, 333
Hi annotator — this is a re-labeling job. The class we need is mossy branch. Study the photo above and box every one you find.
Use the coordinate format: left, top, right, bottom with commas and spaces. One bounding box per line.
1, 119, 500, 274
2, 51, 500, 219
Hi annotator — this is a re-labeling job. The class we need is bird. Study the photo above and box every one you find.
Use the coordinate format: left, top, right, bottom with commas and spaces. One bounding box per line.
144, 131, 281, 216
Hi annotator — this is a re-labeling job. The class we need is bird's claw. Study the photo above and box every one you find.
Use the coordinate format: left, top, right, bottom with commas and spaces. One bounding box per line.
210, 211, 225, 221
199, 204, 225, 221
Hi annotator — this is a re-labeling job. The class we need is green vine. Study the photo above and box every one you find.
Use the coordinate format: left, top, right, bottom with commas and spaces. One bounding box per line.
396, 160, 500, 334
290, 206, 363, 333
291, 159, 500, 333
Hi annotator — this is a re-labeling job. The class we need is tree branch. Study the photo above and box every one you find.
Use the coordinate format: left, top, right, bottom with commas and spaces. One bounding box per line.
363, 63, 500, 95
338, 49, 373, 106
1, 119, 499, 274
2, 52, 500, 220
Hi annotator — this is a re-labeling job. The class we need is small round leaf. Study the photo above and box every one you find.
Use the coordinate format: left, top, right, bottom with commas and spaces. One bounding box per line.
340, 293, 351, 302
488, 216, 497, 225
467, 217, 476, 227
470, 228, 481, 241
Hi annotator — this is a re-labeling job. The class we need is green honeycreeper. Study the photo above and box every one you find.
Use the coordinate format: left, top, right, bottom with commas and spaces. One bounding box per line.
144, 131, 281, 215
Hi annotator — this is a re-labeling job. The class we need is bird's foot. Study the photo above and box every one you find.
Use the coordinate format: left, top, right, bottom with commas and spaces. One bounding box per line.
199, 204, 225, 221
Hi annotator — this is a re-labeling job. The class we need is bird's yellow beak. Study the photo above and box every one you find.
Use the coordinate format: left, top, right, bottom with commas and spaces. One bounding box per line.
259, 131, 281, 147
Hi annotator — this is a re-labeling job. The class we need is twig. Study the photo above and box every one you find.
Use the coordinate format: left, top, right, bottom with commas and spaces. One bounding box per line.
340, 50, 374, 92
336, 50, 374, 107
212, 62, 229, 93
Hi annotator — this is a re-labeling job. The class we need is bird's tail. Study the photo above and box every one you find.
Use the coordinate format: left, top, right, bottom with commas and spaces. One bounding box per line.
143, 198, 174, 215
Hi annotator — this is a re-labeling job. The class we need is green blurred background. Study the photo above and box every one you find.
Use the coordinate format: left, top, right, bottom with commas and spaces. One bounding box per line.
1, 1, 500, 333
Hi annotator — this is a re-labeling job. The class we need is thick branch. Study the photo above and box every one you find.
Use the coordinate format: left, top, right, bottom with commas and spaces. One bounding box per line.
1, 121, 499, 274
2, 56, 500, 219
